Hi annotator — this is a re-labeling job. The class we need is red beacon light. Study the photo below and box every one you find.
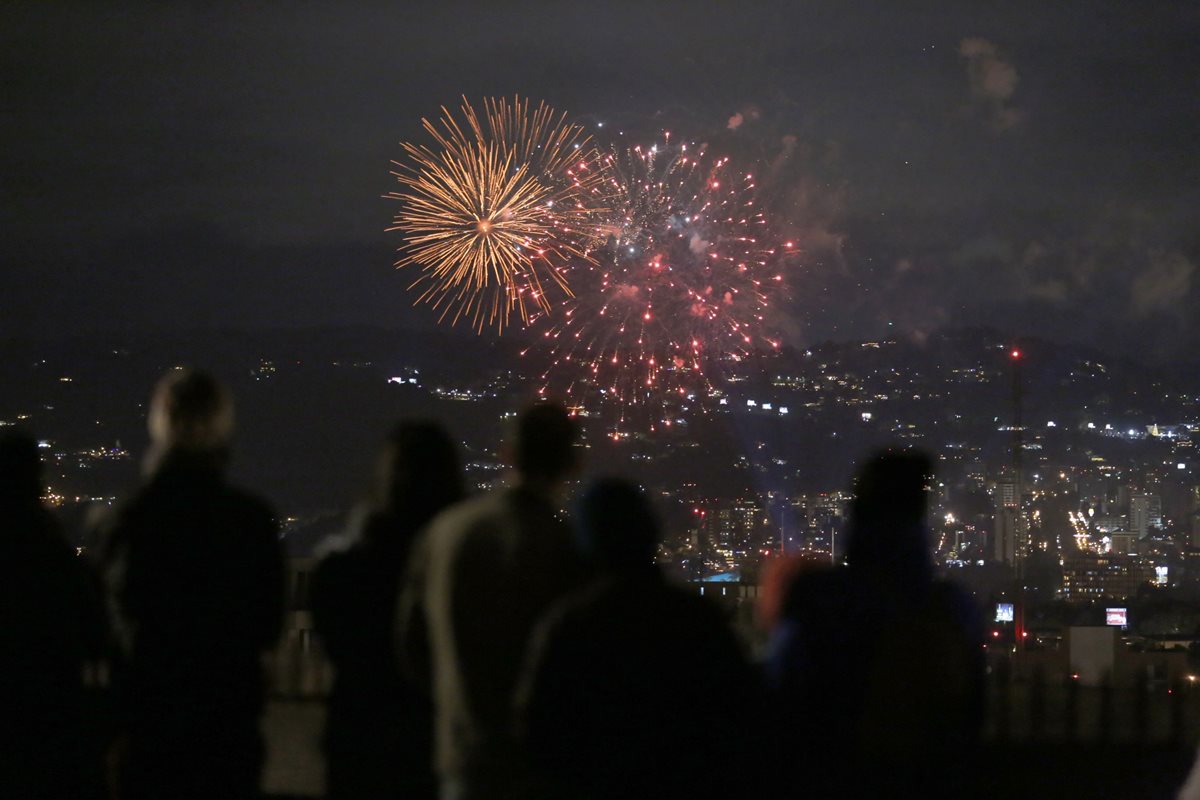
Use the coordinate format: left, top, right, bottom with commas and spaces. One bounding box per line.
1010, 348, 1022, 360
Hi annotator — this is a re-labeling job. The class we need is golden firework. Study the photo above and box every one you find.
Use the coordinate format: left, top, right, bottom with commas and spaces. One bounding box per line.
386, 97, 607, 333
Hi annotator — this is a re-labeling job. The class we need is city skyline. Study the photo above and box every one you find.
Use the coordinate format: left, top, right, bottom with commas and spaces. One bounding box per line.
6, 325, 1195, 587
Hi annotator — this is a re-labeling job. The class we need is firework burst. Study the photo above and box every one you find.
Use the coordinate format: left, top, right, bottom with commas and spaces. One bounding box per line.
386, 97, 607, 333
528, 135, 792, 426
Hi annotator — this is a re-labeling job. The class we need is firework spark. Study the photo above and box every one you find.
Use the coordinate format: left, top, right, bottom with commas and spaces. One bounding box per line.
386, 97, 607, 333
528, 136, 793, 426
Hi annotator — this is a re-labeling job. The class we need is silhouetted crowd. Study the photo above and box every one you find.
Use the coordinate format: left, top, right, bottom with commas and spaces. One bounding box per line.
2, 368, 988, 800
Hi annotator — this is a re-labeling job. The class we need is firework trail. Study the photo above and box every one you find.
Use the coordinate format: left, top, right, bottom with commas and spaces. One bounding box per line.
386, 97, 608, 333
528, 135, 793, 427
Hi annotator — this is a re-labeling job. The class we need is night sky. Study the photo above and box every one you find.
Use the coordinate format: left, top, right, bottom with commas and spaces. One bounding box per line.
5, 2, 1198, 362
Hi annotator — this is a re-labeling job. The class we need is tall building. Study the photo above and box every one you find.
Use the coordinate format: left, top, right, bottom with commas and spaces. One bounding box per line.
1130, 494, 1163, 540
700, 498, 764, 568
992, 480, 1022, 566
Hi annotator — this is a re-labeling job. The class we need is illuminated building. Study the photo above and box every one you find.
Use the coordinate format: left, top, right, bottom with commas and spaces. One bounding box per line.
1130, 494, 1162, 540
712, 500, 763, 565
992, 480, 1022, 566
1060, 554, 1156, 601
1107, 531, 1137, 555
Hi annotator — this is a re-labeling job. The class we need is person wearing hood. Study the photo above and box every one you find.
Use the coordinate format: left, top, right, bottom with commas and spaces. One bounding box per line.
516, 478, 761, 800
765, 450, 984, 798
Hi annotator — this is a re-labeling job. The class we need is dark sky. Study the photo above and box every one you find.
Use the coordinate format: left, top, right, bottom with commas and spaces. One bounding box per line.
5, 2, 1198, 361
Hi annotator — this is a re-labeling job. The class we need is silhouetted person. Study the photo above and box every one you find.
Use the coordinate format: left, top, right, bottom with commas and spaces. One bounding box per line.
98, 369, 284, 800
766, 450, 984, 798
311, 421, 464, 800
1, 432, 108, 799
1176, 744, 1200, 800
516, 479, 761, 800
399, 402, 588, 800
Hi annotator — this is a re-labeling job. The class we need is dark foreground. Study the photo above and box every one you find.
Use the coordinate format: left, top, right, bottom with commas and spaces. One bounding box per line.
259, 700, 1196, 799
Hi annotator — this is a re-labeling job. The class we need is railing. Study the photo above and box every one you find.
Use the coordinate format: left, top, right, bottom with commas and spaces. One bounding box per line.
265, 636, 1200, 745
259, 638, 1200, 798
986, 673, 1196, 745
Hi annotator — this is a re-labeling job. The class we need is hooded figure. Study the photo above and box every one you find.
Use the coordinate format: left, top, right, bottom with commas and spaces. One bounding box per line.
766, 450, 984, 798
516, 478, 761, 800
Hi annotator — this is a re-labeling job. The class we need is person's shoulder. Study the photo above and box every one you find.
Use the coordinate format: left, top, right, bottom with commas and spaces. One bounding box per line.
91, 491, 148, 557
313, 514, 378, 576
504, 485, 562, 518
432, 491, 490, 523
925, 578, 979, 616
928, 579, 984, 631
529, 578, 615, 649
100, 485, 151, 525
314, 543, 357, 581
558, 575, 619, 613
311, 544, 367, 614
547, 575, 680, 632
781, 560, 843, 591
4, 506, 73, 560
220, 483, 276, 525
425, 492, 503, 540
931, 577, 975, 603
783, 565, 850, 609
406, 494, 488, 565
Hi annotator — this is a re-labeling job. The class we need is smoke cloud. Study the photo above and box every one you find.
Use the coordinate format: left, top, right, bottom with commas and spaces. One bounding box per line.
1131, 250, 1195, 316
959, 37, 1022, 131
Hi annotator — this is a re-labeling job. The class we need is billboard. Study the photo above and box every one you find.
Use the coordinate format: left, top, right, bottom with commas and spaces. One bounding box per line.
1155, 565, 1169, 587
1105, 607, 1128, 627
995, 603, 1014, 623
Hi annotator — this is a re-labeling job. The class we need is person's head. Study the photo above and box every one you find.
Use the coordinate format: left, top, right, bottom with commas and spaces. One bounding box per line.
376, 420, 463, 526
511, 401, 579, 485
576, 478, 659, 572
0, 431, 42, 509
847, 449, 934, 575
147, 368, 234, 453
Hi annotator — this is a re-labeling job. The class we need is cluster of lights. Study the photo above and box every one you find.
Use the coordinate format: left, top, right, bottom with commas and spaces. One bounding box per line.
529, 135, 793, 427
